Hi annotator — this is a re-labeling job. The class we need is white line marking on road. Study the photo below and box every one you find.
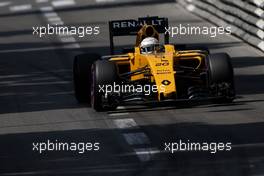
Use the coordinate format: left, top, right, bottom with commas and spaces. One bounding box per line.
96, 0, 116, 3
50, 21, 64, 25
63, 43, 80, 49
0, 47, 57, 53
36, 0, 49, 3
43, 12, 58, 17
112, 115, 156, 162
123, 132, 150, 145
47, 16, 62, 22
39, 6, 53, 12
0, 2, 11, 7
113, 118, 139, 129
60, 37, 76, 43
52, 0, 75, 7
117, 106, 126, 110
58, 32, 71, 37
96, 0, 116, 2
109, 112, 130, 116
10, 4, 32, 12
134, 148, 160, 162
232, 142, 264, 148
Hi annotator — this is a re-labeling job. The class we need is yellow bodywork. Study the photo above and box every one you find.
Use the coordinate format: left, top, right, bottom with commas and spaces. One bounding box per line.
109, 25, 207, 101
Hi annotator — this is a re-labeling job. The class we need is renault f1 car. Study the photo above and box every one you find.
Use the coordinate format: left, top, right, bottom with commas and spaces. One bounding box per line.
73, 16, 235, 111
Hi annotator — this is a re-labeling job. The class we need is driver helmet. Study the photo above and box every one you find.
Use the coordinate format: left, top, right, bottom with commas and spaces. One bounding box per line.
140, 37, 159, 54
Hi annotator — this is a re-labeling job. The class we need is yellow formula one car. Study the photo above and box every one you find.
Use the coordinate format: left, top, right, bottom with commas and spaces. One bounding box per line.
73, 17, 235, 111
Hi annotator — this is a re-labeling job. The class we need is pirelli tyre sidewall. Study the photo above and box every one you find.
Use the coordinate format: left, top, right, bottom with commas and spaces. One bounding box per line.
91, 60, 118, 111
207, 53, 235, 102
73, 53, 100, 104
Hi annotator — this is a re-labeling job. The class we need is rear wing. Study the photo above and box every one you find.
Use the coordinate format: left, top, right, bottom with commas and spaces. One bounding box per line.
109, 16, 169, 54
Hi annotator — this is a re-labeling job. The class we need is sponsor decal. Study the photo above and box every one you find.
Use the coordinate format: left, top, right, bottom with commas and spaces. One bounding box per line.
157, 69, 171, 74
112, 19, 164, 29
162, 80, 171, 85
156, 61, 169, 66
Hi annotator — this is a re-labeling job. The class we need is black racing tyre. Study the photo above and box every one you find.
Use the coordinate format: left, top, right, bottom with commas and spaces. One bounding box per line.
207, 53, 235, 103
73, 53, 100, 104
91, 60, 118, 111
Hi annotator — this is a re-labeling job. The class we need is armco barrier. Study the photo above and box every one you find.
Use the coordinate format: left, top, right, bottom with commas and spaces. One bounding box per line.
178, 0, 264, 52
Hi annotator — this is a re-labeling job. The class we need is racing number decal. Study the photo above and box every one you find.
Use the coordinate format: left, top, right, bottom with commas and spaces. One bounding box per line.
156, 60, 169, 66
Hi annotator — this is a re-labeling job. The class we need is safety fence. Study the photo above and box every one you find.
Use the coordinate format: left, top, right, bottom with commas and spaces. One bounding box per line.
178, 0, 264, 52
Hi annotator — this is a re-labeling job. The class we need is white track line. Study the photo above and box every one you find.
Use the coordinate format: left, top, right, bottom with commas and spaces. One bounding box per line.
47, 16, 62, 22
123, 132, 150, 145
50, 21, 64, 25
43, 12, 58, 18
113, 118, 156, 162
117, 106, 126, 110
39, 6, 53, 12
113, 118, 139, 129
38, 3, 79, 49
58, 32, 71, 37
109, 112, 130, 116
134, 148, 160, 162
0, 2, 11, 7
10, 4, 32, 12
36, 0, 49, 3
96, 0, 116, 3
62, 43, 80, 49
52, 0, 75, 7
60, 37, 76, 43
0, 47, 56, 53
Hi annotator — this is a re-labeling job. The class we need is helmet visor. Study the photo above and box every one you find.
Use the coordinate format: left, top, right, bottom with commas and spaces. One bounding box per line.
141, 44, 163, 54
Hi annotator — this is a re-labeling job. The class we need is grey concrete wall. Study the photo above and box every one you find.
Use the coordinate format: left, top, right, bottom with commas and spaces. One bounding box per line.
178, 0, 264, 52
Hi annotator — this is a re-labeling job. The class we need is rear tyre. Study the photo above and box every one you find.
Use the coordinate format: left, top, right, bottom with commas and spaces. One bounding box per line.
207, 53, 235, 103
91, 60, 118, 111
73, 53, 100, 104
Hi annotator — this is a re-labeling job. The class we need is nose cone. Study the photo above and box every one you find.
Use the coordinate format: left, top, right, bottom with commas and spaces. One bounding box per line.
144, 53, 176, 98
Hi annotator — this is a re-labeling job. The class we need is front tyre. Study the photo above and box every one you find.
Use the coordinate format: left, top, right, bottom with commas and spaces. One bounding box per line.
73, 53, 100, 104
91, 60, 118, 111
208, 53, 235, 103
